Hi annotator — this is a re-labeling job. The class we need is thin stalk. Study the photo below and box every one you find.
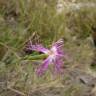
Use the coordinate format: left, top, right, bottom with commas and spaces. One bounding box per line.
23, 54, 48, 60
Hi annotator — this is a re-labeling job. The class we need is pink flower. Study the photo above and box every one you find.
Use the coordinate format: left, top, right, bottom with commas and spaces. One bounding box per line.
26, 39, 64, 76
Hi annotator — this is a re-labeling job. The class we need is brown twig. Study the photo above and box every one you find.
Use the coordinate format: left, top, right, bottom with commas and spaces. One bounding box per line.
0, 42, 20, 59
7, 86, 26, 96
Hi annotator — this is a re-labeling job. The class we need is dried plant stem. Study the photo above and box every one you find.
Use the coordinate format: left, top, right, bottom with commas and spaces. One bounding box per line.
31, 79, 64, 93
7, 86, 26, 96
0, 42, 20, 59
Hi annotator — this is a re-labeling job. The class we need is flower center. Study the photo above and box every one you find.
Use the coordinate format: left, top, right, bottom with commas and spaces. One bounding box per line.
48, 50, 54, 55
48, 46, 57, 57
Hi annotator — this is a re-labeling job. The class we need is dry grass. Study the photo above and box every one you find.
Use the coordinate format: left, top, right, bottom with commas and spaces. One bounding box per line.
0, 0, 96, 96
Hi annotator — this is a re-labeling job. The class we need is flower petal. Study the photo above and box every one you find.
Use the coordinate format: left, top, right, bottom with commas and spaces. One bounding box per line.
53, 39, 64, 47
33, 44, 49, 54
53, 39, 63, 50
26, 40, 49, 54
54, 57, 63, 73
36, 57, 50, 76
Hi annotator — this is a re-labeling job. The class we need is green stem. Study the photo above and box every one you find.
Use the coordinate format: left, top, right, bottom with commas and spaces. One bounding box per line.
23, 54, 48, 60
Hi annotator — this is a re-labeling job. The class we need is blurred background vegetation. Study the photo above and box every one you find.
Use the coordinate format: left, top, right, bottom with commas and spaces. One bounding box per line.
0, 0, 96, 96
